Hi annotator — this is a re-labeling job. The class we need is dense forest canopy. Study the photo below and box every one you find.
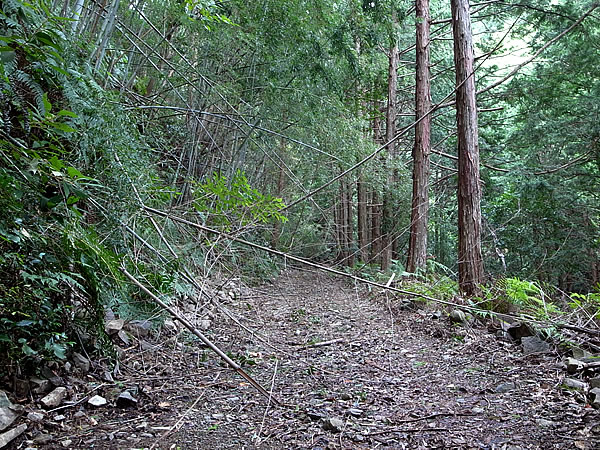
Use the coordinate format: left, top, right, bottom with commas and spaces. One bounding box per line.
0, 0, 599, 374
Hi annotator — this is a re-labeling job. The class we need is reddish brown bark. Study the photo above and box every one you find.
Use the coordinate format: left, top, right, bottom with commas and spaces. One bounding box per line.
451, 0, 484, 295
381, 41, 399, 271
407, 0, 432, 274
357, 173, 369, 262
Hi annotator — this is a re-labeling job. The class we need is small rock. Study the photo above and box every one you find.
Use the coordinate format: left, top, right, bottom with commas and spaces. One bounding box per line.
536, 418, 556, 427
430, 310, 442, 320
87, 395, 107, 407
0, 423, 27, 448
0, 391, 23, 431
495, 382, 518, 393
521, 336, 550, 355
322, 417, 344, 432
125, 320, 152, 337
199, 319, 211, 330
590, 377, 600, 389
117, 330, 130, 345
566, 357, 585, 374
139, 340, 155, 351
306, 410, 327, 421
563, 378, 587, 391
73, 411, 85, 419
116, 391, 138, 408
72, 352, 90, 373
346, 408, 363, 417
63, 362, 72, 372
41, 387, 68, 409
449, 310, 466, 323
472, 407, 485, 414
27, 411, 44, 423
496, 330, 512, 341
507, 322, 534, 341
572, 348, 593, 360
61, 439, 72, 447
53, 414, 66, 421
30, 378, 52, 395
33, 433, 54, 444
590, 387, 600, 409
101, 371, 114, 383
105, 319, 124, 335
339, 393, 352, 401
40, 367, 63, 387
163, 318, 177, 331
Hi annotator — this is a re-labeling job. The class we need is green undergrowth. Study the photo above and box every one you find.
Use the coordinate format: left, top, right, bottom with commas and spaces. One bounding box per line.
0, 0, 288, 381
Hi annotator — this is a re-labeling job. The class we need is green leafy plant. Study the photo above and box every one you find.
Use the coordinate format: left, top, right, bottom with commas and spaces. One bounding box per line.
192, 170, 287, 230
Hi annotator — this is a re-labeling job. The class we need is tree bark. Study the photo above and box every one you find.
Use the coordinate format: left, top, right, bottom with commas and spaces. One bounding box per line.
357, 172, 369, 262
451, 0, 484, 295
407, 0, 431, 274
381, 41, 399, 271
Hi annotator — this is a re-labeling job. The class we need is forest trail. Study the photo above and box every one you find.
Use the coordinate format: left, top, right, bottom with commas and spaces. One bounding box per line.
29, 269, 598, 449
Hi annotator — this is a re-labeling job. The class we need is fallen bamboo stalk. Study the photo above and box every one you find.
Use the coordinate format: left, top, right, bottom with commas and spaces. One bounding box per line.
143, 205, 600, 338
304, 338, 345, 349
120, 266, 281, 405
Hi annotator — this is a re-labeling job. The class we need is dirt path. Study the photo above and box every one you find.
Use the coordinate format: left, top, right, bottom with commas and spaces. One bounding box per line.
24, 269, 599, 449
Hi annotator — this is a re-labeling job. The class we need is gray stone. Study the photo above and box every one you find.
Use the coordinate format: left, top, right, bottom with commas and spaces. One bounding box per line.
306, 410, 327, 421
125, 320, 152, 337
322, 417, 345, 433
105, 319, 124, 335
563, 378, 587, 391
40, 387, 68, 409
72, 352, 90, 373
40, 367, 63, 387
61, 439, 72, 447
449, 310, 466, 323
507, 322, 534, 342
536, 418, 556, 427
496, 330, 512, 341
101, 371, 114, 383
566, 357, 585, 374
199, 319, 211, 330
590, 387, 600, 409
30, 378, 52, 395
27, 411, 44, 423
163, 318, 177, 331
116, 391, 138, 408
495, 382, 518, 393
87, 395, 107, 407
0, 423, 27, 448
32, 433, 54, 444
346, 408, 363, 417
590, 377, 600, 389
522, 336, 550, 355
117, 330, 130, 345
0, 391, 22, 431
339, 393, 352, 401
572, 348, 593, 360
53, 414, 66, 421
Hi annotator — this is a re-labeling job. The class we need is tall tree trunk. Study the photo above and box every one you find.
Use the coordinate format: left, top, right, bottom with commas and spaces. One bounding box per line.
381, 41, 399, 271
451, 0, 484, 295
407, 0, 431, 274
370, 193, 381, 264
345, 179, 355, 266
357, 172, 369, 262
